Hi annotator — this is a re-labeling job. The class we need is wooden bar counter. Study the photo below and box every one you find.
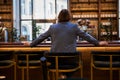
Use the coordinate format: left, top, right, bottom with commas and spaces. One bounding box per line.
0, 41, 120, 80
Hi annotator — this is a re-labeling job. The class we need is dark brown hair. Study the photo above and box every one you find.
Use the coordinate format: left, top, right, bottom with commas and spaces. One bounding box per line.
58, 9, 71, 22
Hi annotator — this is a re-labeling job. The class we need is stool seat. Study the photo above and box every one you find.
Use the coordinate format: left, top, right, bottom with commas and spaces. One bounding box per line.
94, 61, 120, 68
48, 63, 79, 69
17, 60, 41, 66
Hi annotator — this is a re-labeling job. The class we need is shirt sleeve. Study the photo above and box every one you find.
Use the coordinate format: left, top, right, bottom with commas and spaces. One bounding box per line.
30, 25, 52, 47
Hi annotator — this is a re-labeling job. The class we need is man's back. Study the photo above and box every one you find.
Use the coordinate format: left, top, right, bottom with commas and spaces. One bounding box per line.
50, 22, 78, 52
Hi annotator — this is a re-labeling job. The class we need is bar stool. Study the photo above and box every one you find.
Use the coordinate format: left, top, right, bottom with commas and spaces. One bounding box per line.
44, 52, 83, 80
0, 51, 16, 80
15, 51, 45, 80
91, 51, 120, 80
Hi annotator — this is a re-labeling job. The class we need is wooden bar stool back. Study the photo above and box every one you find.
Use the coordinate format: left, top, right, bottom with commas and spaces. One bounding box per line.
44, 52, 83, 80
0, 51, 16, 80
15, 51, 45, 80
91, 51, 120, 80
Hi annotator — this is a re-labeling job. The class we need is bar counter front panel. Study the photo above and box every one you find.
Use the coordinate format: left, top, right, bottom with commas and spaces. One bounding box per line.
0, 42, 120, 80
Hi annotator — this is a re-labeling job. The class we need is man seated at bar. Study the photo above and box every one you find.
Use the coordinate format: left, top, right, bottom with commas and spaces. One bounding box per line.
24, 9, 108, 78
29, 9, 108, 51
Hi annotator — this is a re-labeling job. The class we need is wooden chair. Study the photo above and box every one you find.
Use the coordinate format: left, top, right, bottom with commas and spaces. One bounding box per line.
91, 51, 120, 80
44, 52, 83, 80
0, 51, 16, 80
15, 51, 45, 80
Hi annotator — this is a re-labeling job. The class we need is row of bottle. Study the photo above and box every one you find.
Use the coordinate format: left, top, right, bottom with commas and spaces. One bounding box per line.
101, 3, 116, 10
71, 0, 98, 2
0, 6, 11, 12
71, 0, 116, 3
0, 14, 11, 19
0, 20, 11, 28
101, 31, 117, 36
71, 2, 116, 10
72, 14, 117, 18
0, 0, 12, 4
71, 5, 116, 11
71, 4, 98, 10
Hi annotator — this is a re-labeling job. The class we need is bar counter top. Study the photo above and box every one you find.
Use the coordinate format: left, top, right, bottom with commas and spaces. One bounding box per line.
0, 40, 120, 47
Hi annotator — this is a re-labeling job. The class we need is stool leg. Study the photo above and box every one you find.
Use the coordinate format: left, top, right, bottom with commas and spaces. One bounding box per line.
47, 71, 50, 80
110, 70, 112, 80
53, 72, 56, 80
26, 68, 29, 80
119, 70, 120, 80
14, 63, 16, 80
80, 65, 83, 78
26, 55, 29, 80
22, 68, 24, 80
110, 56, 112, 80
91, 65, 93, 80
